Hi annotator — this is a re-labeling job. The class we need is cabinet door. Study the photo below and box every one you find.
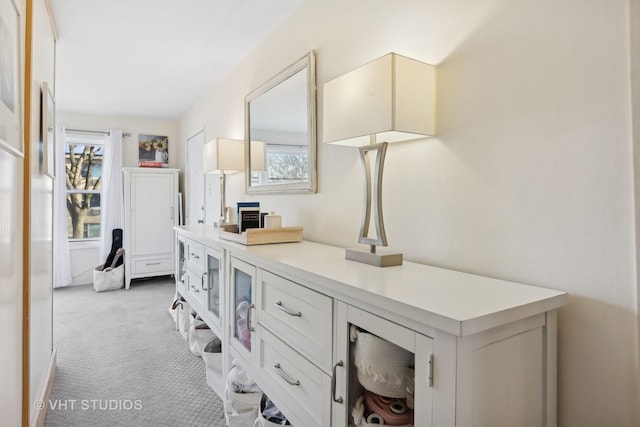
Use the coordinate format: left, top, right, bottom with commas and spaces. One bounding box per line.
333, 303, 433, 427
130, 172, 176, 255
184, 239, 206, 311
229, 257, 256, 369
204, 246, 223, 336
185, 268, 206, 311
175, 234, 186, 296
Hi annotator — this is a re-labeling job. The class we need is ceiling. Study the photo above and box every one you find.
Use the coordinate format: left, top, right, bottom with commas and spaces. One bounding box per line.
50, 0, 303, 119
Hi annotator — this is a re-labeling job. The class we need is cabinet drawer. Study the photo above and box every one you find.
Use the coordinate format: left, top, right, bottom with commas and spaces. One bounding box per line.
185, 268, 207, 310
131, 255, 173, 274
186, 239, 205, 271
257, 269, 333, 372
257, 328, 330, 427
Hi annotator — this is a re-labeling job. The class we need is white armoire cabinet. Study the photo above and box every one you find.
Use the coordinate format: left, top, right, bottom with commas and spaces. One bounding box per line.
123, 167, 179, 289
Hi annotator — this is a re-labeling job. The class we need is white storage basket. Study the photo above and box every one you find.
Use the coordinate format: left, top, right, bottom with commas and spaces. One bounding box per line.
170, 299, 191, 340
188, 314, 214, 356
253, 394, 291, 426
93, 264, 124, 292
351, 326, 413, 398
227, 407, 259, 427
224, 362, 262, 427
224, 389, 262, 427
203, 338, 223, 395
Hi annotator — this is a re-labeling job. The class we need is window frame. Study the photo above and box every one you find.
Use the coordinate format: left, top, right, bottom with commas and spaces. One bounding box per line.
64, 134, 105, 242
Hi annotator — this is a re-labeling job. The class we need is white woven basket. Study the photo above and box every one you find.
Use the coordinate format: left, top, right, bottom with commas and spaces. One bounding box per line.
252, 394, 289, 427
353, 329, 413, 398
188, 316, 214, 356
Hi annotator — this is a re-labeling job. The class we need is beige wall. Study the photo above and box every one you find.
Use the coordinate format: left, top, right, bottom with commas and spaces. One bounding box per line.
56, 111, 179, 169
55, 111, 179, 285
179, 0, 640, 425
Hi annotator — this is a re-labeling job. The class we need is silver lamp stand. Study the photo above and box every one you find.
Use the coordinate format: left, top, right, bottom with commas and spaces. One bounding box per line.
345, 135, 403, 267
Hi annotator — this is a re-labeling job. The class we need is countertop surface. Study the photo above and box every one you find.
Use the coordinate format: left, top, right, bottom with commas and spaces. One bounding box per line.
176, 225, 567, 336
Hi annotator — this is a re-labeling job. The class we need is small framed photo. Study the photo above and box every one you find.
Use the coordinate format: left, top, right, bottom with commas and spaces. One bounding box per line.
138, 134, 169, 167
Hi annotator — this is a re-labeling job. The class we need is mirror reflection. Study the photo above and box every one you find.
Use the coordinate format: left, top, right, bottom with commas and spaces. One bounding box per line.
245, 51, 316, 194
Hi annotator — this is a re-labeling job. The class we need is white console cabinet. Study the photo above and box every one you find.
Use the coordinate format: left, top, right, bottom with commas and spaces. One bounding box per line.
123, 167, 179, 289
175, 225, 567, 427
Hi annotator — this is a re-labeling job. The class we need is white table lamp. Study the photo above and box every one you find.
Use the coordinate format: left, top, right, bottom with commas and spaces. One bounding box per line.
323, 52, 436, 266
204, 138, 244, 225
204, 138, 266, 226
249, 140, 266, 172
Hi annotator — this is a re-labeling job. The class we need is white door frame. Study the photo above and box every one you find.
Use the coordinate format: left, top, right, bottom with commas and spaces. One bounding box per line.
186, 129, 206, 226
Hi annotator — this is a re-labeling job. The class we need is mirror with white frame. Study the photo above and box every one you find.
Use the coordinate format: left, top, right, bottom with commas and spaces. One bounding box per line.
245, 51, 317, 194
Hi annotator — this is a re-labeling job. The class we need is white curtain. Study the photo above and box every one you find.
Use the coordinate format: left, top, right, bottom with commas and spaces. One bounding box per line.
53, 125, 72, 288
99, 130, 124, 263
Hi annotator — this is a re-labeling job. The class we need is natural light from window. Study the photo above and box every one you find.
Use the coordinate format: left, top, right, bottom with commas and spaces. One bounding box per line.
65, 139, 103, 240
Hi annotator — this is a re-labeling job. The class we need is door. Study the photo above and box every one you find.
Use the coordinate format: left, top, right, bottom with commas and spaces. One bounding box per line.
205, 246, 223, 337
333, 303, 433, 427
229, 256, 256, 369
176, 234, 186, 295
131, 172, 176, 255
186, 130, 205, 226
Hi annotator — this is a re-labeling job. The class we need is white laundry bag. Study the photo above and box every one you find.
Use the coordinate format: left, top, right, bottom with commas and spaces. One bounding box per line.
93, 264, 124, 292
93, 246, 124, 292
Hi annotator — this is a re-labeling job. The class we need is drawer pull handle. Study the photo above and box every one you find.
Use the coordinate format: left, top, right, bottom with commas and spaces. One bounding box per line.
145, 262, 161, 266
201, 272, 208, 290
275, 301, 302, 317
332, 360, 344, 404
273, 363, 300, 386
190, 253, 200, 259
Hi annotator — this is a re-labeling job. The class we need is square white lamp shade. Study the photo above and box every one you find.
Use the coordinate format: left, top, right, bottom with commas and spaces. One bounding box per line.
203, 137, 244, 226
249, 140, 266, 172
203, 138, 244, 174
323, 52, 436, 146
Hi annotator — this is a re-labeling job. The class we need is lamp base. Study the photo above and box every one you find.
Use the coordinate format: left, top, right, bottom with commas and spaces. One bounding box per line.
345, 248, 403, 267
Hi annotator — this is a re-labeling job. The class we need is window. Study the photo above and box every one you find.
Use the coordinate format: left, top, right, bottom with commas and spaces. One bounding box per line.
251, 143, 308, 186
65, 135, 104, 240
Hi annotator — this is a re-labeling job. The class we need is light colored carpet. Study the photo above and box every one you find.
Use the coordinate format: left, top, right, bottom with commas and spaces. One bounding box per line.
45, 276, 226, 427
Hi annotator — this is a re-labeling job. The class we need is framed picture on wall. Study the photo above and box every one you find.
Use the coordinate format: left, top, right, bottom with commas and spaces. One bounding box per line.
40, 81, 55, 178
138, 134, 169, 167
0, 0, 23, 157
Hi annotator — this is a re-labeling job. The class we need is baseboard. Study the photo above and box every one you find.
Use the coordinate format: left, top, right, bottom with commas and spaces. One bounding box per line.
31, 349, 56, 427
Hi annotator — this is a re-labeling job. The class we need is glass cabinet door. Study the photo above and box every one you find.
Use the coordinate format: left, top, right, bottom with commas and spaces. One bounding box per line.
333, 303, 433, 427
175, 235, 186, 295
229, 257, 256, 366
205, 246, 223, 334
